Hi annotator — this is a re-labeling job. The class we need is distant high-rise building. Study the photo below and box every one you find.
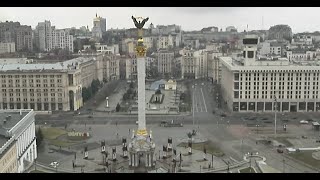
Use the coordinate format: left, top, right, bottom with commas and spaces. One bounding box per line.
0, 21, 33, 51
35, 20, 74, 52
0, 21, 20, 43
92, 13, 107, 40
35, 20, 52, 51
16, 25, 33, 51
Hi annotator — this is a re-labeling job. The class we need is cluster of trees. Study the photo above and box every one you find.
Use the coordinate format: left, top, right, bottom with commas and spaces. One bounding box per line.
116, 103, 121, 112
146, 66, 159, 79
122, 82, 137, 101
82, 79, 103, 102
36, 128, 44, 148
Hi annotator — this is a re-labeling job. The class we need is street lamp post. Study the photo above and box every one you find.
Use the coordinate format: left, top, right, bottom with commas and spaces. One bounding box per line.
192, 85, 195, 129
274, 95, 277, 137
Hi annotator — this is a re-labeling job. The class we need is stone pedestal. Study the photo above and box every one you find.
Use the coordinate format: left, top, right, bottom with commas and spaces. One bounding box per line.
128, 135, 155, 168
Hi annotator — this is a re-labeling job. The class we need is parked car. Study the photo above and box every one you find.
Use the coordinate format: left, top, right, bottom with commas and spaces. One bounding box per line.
262, 117, 268, 120
88, 115, 93, 118
300, 120, 308, 124
277, 148, 284, 153
248, 117, 256, 120
220, 113, 227, 117
307, 119, 314, 122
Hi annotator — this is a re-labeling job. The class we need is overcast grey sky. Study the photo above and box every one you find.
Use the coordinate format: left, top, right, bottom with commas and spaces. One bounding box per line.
0, 7, 319, 33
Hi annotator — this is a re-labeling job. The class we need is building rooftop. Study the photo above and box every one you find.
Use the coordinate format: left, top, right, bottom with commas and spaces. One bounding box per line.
0, 111, 29, 134
0, 135, 9, 150
0, 57, 94, 72
0, 110, 33, 157
221, 56, 320, 71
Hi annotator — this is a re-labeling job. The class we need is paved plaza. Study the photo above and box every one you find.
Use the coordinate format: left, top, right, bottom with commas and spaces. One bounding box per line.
33, 79, 320, 173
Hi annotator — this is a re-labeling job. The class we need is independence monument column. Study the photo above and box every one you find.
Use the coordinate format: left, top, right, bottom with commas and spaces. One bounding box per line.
132, 16, 149, 136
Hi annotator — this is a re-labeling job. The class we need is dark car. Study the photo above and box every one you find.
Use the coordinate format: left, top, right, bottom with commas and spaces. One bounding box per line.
220, 113, 227, 117
248, 117, 256, 120
262, 117, 268, 120
212, 110, 216, 114
277, 148, 284, 153
307, 119, 314, 122
264, 121, 273, 124
88, 115, 93, 118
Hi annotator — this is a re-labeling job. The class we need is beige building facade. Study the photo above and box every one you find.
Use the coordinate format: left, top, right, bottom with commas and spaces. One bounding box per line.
0, 138, 18, 173
0, 42, 15, 54
0, 56, 109, 111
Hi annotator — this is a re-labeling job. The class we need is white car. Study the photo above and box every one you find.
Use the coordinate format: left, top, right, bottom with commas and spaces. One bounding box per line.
50, 162, 59, 167
201, 83, 204, 85
300, 120, 308, 124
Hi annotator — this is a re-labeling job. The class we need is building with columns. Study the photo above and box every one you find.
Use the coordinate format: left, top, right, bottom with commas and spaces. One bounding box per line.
0, 109, 37, 173
220, 35, 320, 112
156, 49, 174, 76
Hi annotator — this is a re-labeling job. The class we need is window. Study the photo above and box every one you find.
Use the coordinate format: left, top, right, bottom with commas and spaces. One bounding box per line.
248, 51, 254, 58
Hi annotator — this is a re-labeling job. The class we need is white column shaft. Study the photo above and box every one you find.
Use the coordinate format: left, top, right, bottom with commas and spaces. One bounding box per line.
137, 57, 146, 131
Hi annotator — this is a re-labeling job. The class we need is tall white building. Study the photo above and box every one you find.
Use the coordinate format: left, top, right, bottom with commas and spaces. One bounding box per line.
36, 20, 52, 52
220, 35, 320, 112
36, 21, 74, 52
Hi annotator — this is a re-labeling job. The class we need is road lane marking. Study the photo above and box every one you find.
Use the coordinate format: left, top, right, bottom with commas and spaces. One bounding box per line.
201, 88, 208, 112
